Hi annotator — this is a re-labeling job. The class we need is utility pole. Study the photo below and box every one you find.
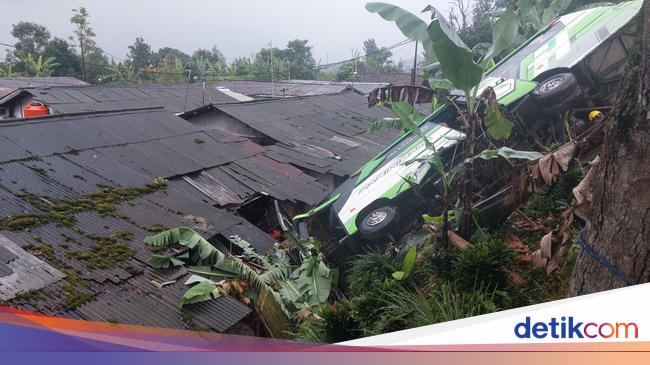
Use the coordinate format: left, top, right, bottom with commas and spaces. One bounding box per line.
80, 34, 86, 82
411, 41, 418, 86
270, 41, 274, 97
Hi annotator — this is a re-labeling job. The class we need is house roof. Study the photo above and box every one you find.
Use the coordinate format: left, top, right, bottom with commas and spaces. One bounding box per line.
0, 108, 327, 331
215, 80, 389, 98
1, 84, 240, 114
211, 91, 399, 177
358, 72, 423, 86
0, 77, 88, 100
285, 79, 389, 95
216, 80, 351, 98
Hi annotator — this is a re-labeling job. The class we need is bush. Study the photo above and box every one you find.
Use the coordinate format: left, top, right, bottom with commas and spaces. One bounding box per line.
293, 300, 362, 343
347, 252, 398, 296
431, 283, 498, 322
453, 237, 513, 291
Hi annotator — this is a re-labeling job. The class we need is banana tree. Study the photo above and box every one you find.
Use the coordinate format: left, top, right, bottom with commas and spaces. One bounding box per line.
21, 54, 59, 77
366, 2, 527, 239
143, 227, 333, 319
489, 0, 575, 51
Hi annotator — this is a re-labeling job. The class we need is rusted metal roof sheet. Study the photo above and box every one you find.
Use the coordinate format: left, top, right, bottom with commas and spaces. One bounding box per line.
213, 91, 399, 177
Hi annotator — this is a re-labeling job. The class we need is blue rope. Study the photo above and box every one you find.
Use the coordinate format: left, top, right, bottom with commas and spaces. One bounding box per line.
577, 230, 636, 286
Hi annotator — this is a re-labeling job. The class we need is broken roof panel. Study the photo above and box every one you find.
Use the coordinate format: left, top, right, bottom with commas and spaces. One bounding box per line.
212, 91, 398, 176
0, 233, 66, 301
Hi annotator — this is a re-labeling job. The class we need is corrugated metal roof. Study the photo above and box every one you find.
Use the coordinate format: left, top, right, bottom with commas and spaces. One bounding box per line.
216, 80, 351, 98
5, 84, 239, 114
213, 91, 399, 176
0, 77, 88, 100
0, 108, 326, 332
216, 79, 390, 97
0, 233, 66, 301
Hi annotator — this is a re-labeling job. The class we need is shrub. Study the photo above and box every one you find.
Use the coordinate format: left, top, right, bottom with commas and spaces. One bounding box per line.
453, 237, 513, 291
347, 252, 398, 296
293, 300, 362, 343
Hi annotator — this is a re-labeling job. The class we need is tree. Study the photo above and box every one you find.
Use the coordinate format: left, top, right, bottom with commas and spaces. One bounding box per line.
456, 0, 497, 50
70, 7, 97, 82
21, 54, 59, 77
192, 46, 225, 67
229, 56, 254, 77
43, 37, 81, 77
152, 47, 190, 67
127, 37, 154, 77
284, 39, 317, 79
85, 47, 109, 84
9, 22, 51, 71
335, 63, 361, 81
363, 38, 396, 73
569, 1, 650, 295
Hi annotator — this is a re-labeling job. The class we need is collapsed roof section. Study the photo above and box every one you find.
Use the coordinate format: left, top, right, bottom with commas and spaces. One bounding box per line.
184, 91, 399, 178
0, 108, 327, 331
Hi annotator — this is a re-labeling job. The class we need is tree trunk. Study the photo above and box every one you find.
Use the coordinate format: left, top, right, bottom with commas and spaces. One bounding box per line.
569, 0, 650, 295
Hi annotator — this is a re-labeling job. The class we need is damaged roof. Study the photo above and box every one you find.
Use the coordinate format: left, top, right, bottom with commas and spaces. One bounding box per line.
211, 91, 399, 176
0, 108, 327, 331
1, 83, 240, 114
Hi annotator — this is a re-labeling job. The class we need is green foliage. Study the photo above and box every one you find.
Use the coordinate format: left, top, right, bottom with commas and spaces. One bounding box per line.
21, 54, 59, 77
347, 252, 398, 296
144, 228, 333, 314
363, 38, 398, 73
392, 244, 417, 280
424, 6, 484, 91
146, 254, 184, 269
365, 3, 436, 57
179, 281, 221, 308
453, 236, 513, 291
430, 283, 498, 322
293, 300, 362, 343
523, 168, 584, 218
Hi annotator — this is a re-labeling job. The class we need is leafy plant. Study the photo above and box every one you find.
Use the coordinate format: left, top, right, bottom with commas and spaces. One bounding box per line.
347, 252, 398, 295
392, 244, 417, 280
430, 283, 498, 322
146, 254, 184, 268
453, 236, 513, 291
143, 228, 333, 317
21, 53, 59, 77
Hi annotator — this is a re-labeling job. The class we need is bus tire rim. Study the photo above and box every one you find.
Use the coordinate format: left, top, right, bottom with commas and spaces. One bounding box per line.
366, 210, 388, 226
539, 77, 563, 93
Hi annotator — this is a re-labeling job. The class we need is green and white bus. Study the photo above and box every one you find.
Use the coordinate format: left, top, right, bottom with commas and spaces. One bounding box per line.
287, 1, 642, 243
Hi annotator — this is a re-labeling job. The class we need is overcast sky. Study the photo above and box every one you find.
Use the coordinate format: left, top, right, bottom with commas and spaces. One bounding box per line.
0, 0, 452, 66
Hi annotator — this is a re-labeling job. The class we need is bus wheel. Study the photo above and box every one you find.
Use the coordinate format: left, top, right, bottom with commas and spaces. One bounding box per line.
358, 206, 398, 241
531, 72, 580, 108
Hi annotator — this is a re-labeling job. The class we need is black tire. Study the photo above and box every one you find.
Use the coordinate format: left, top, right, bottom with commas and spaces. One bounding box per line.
358, 206, 398, 241
531, 72, 580, 107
